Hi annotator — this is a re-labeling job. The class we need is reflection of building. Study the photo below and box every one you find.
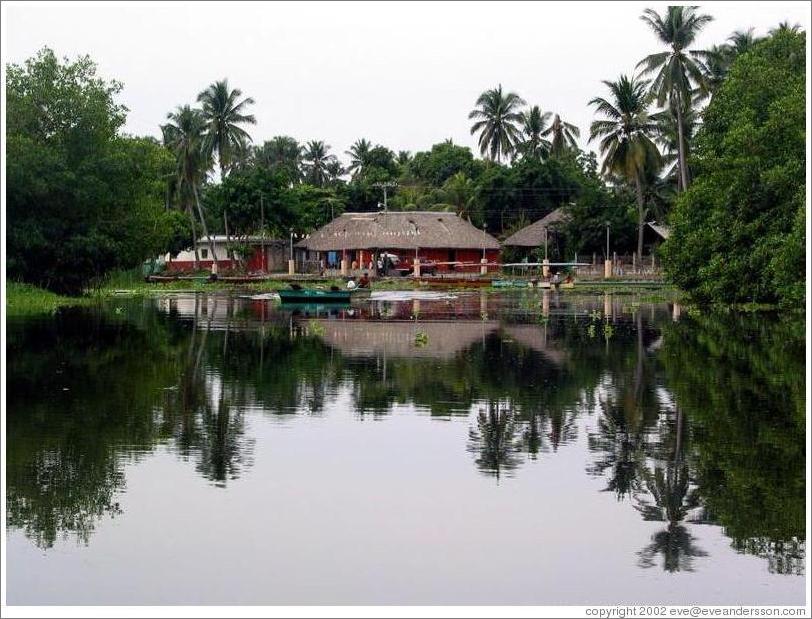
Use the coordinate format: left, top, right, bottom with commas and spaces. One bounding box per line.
308, 319, 499, 359
164, 236, 288, 272
295, 211, 501, 273
502, 325, 568, 365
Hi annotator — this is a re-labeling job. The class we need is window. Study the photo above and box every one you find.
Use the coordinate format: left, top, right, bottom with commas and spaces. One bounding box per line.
201, 249, 208, 259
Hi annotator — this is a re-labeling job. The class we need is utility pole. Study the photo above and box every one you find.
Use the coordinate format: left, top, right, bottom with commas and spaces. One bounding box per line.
373, 181, 397, 212
605, 222, 610, 259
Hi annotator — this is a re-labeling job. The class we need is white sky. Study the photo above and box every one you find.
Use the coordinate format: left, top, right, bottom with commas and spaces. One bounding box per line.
4, 1, 810, 164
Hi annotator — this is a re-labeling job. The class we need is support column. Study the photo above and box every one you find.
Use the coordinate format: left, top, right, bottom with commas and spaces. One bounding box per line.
413, 257, 421, 278
340, 258, 348, 276
604, 259, 612, 279
480, 257, 488, 276
542, 258, 550, 278
288, 259, 295, 275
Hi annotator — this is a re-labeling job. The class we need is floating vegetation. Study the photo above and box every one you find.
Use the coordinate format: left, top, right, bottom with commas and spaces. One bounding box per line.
603, 323, 615, 340
414, 330, 429, 347
307, 320, 325, 336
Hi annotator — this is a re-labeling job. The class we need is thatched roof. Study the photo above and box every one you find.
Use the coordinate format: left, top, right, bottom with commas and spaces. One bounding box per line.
296, 211, 500, 252
647, 222, 671, 240
503, 207, 571, 247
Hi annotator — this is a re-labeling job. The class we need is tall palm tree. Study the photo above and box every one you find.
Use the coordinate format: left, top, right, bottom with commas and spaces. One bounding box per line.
542, 113, 581, 157
302, 140, 336, 187
637, 6, 713, 191
517, 105, 552, 161
589, 75, 662, 262
197, 79, 256, 179
345, 138, 373, 177
468, 84, 526, 163
651, 101, 698, 192
162, 105, 217, 263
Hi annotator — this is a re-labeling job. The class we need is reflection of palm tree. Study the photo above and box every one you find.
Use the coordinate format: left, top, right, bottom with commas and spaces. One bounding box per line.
521, 411, 546, 458
587, 312, 653, 499
635, 406, 707, 572
196, 391, 253, 486
467, 400, 523, 480
588, 402, 647, 500
165, 305, 254, 485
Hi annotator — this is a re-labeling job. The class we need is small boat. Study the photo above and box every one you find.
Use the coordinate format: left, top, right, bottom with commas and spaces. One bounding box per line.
492, 279, 533, 288
277, 287, 371, 303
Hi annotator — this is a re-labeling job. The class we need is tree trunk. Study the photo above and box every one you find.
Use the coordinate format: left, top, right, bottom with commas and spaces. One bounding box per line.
675, 92, 690, 191
187, 203, 200, 269
634, 173, 646, 265
192, 184, 218, 262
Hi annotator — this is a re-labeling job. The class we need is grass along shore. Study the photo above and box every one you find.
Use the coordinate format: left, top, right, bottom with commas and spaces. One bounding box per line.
5, 282, 97, 316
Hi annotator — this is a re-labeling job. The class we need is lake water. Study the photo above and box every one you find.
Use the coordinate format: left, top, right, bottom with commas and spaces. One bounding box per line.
5, 291, 806, 605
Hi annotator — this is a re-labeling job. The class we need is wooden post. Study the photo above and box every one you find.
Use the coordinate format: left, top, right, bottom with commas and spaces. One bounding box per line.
542, 258, 550, 278
604, 259, 612, 279
480, 257, 488, 275
413, 257, 421, 278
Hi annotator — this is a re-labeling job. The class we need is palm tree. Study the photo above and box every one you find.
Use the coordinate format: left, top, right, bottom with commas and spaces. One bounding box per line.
325, 159, 345, 185
254, 136, 303, 182
651, 101, 698, 192
701, 44, 730, 94
589, 75, 662, 262
439, 172, 478, 220
637, 6, 713, 191
769, 21, 802, 35
162, 105, 217, 264
468, 84, 526, 163
542, 113, 581, 157
397, 150, 412, 166
727, 28, 760, 55
345, 138, 373, 177
197, 79, 256, 179
302, 140, 335, 187
517, 105, 552, 161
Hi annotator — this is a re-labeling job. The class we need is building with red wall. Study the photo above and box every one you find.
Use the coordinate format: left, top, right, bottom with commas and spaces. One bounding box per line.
164, 236, 287, 273
294, 211, 501, 274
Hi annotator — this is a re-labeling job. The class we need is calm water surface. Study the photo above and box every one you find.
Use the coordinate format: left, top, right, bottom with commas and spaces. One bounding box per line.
5, 291, 806, 605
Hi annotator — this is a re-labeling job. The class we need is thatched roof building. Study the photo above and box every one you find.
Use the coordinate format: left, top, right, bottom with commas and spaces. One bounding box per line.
503, 207, 571, 247
296, 211, 500, 252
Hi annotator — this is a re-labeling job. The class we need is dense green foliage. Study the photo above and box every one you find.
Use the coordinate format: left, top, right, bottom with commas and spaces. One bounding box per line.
661, 31, 806, 305
6, 49, 188, 293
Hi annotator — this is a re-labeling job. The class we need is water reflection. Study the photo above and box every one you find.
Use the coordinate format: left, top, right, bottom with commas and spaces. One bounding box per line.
5, 292, 805, 580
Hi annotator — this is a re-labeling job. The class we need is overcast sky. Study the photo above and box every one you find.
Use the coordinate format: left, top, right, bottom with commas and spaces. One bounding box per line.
4, 1, 810, 163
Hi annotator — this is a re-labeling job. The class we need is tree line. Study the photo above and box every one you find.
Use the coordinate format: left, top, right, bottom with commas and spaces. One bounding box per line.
6, 6, 805, 303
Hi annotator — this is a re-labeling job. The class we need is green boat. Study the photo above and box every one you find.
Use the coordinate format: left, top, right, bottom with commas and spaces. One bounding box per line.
278, 287, 371, 303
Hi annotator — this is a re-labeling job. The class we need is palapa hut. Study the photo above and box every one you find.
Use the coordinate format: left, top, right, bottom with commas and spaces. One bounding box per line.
296, 211, 501, 273
502, 207, 571, 259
